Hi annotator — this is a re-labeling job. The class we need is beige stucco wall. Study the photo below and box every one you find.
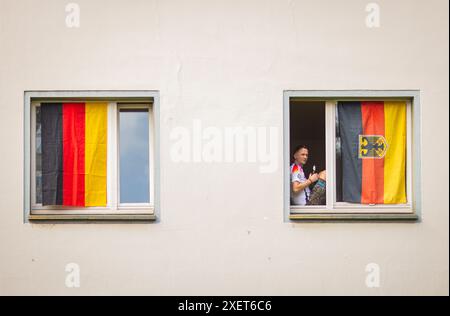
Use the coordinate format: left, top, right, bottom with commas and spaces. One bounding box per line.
0, 0, 448, 295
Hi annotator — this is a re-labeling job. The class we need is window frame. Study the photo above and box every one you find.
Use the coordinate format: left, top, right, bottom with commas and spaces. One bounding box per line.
284, 90, 421, 221
24, 91, 160, 222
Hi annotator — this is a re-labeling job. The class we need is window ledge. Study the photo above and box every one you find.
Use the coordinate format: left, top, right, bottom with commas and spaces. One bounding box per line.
28, 214, 156, 221
289, 213, 418, 221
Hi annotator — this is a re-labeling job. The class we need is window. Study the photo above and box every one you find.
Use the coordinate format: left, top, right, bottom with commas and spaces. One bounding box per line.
24, 91, 159, 221
284, 91, 421, 220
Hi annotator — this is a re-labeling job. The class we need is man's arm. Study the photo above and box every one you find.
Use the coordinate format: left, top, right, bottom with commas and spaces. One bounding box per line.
292, 173, 319, 193
292, 180, 311, 193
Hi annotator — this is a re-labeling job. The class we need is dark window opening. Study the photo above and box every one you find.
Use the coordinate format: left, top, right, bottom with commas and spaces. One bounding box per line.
289, 101, 326, 206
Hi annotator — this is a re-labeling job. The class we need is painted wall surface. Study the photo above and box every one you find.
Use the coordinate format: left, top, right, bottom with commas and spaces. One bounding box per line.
0, 0, 448, 295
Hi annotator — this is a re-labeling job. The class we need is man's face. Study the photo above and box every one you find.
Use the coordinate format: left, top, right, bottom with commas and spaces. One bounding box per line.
295, 148, 309, 165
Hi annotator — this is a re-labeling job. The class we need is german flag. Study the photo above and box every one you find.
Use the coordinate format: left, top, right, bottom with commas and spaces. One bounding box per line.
41, 102, 107, 207
338, 101, 406, 204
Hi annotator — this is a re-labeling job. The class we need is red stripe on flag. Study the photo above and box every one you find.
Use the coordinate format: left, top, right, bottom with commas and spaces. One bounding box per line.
63, 103, 85, 206
361, 101, 385, 204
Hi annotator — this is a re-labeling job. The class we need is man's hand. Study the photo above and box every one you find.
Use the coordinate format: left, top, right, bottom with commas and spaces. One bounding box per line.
308, 173, 319, 183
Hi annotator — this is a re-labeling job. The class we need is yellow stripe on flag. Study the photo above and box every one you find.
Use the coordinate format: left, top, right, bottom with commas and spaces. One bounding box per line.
85, 102, 107, 206
383, 101, 407, 204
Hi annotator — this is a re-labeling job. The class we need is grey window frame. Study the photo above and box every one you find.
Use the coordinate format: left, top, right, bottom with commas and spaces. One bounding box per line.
24, 90, 160, 222
283, 90, 422, 221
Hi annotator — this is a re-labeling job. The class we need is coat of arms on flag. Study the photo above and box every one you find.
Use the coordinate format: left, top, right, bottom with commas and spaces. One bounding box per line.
358, 135, 388, 159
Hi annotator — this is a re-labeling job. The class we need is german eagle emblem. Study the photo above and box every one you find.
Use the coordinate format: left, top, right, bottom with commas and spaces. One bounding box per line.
358, 135, 388, 159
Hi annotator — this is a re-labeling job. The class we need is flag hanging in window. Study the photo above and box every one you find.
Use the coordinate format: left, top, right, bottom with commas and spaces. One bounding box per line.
41, 102, 107, 206
338, 101, 407, 204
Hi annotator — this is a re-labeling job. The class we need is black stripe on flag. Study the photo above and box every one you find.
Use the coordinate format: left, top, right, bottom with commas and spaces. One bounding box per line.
338, 101, 363, 203
41, 103, 63, 205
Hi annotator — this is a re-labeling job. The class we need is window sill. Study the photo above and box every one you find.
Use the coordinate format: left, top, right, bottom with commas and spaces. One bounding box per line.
28, 214, 156, 221
289, 213, 418, 221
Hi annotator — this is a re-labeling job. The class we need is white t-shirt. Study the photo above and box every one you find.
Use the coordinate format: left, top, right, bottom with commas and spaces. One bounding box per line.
290, 163, 310, 206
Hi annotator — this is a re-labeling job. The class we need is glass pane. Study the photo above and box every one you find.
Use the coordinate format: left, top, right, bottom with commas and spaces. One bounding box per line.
36, 106, 42, 204
119, 109, 150, 203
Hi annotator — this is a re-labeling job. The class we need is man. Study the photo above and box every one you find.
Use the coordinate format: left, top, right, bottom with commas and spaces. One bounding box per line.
290, 145, 319, 206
